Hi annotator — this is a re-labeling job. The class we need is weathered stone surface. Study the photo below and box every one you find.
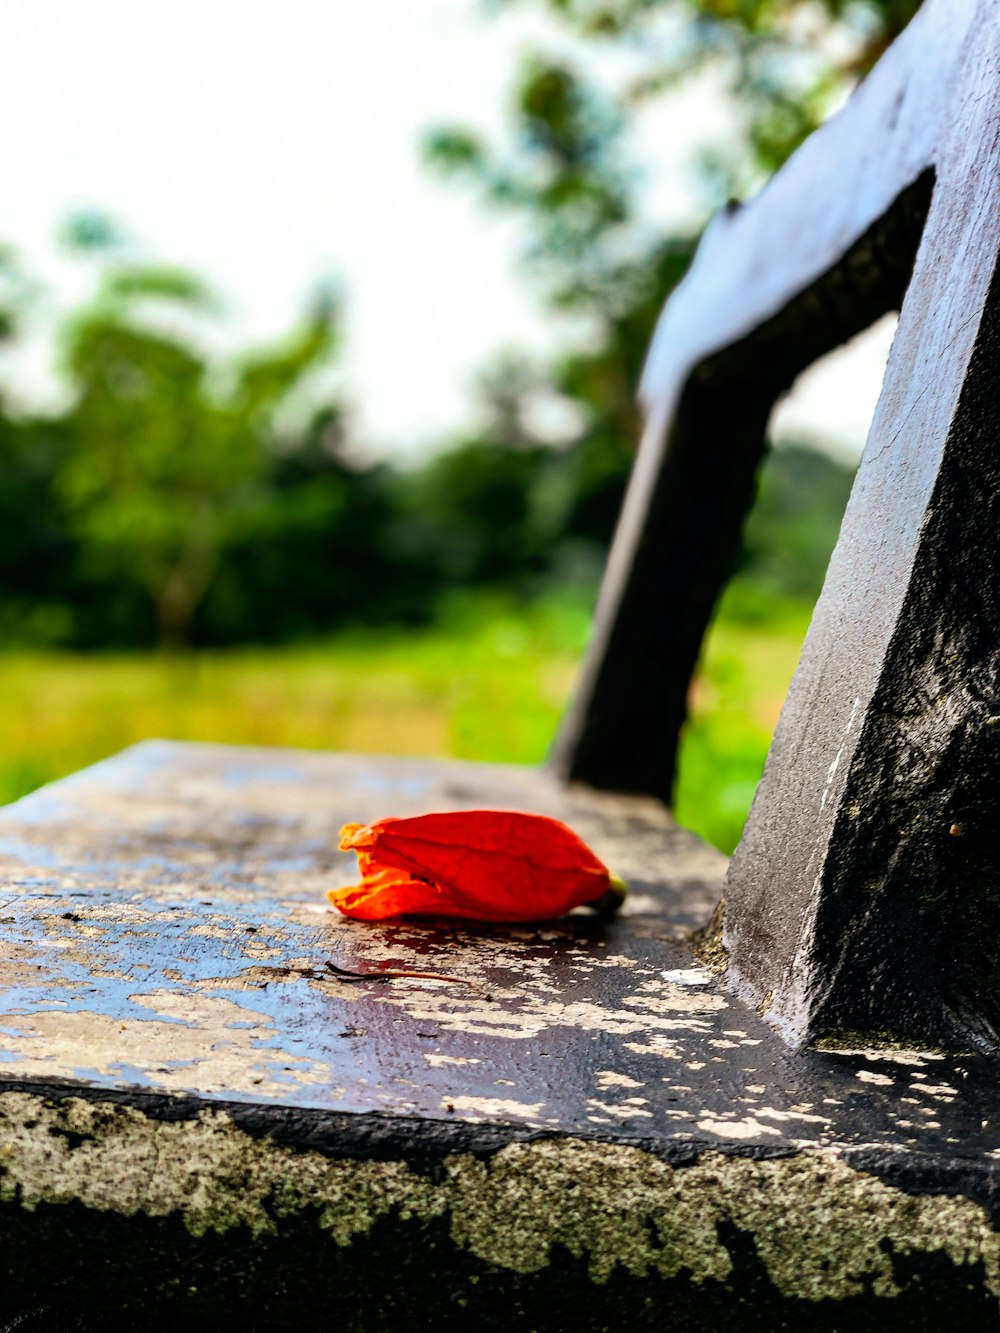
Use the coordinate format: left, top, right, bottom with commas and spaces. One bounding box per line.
723, 0, 1000, 1054
3, 1091, 1000, 1317
0, 739, 725, 1125
1, 742, 1000, 1327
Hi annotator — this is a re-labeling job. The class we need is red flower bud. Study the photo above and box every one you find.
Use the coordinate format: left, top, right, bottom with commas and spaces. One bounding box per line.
329, 810, 626, 922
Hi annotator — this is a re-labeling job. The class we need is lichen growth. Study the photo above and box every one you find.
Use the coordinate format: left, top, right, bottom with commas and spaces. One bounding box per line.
0, 1091, 997, 1303
690, 896, 728, 975
814, 1030, 951, 1057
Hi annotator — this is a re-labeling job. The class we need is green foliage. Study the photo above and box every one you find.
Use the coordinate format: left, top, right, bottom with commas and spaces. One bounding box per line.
427, 59, 667, 338
56, 256, 340, 646
0, 591, 799, 855
0, 245, 36, 346
425, 0, 919, 557
674, 587, 812, 850
0, 234, 438, 650
734, 442, 856, 607
386, 355, 578, 591
0, 414, 75, 644
0, 1, 912, 655
0, 595, 590, 807
0, 218, 856, 653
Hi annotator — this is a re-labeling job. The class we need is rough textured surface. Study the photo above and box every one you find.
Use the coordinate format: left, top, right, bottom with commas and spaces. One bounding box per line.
2, 742, 1000, 1326
723, 1, 1000, 1052
3, 1091, 1000, 1303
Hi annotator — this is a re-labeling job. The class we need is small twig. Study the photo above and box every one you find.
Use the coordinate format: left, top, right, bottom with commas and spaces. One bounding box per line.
324, 960, 492, 999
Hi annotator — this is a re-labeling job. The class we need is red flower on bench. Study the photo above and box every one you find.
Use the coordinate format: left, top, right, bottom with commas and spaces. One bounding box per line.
329, 810, 626, 922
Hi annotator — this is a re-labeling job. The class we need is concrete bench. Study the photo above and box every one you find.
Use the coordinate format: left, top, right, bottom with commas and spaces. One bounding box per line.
3, 0, 1000, 1326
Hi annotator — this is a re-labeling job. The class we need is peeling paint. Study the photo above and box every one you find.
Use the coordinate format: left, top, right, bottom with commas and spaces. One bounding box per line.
2, 741, 999, 1224
624, 1040, 680, 1060
445, 1095, 546, 1122
587, 1098, 654, 1120
663, 967, 713, 986
0, 992, 328, 1096
596, 1071, 644, 1089
695, 1113, 782, 1140
372, 986, 724, 1043
857, 1070, 895, 1087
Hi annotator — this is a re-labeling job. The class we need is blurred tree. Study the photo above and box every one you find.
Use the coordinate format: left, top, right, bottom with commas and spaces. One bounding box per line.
58, 258, 340, 647
387, 352, 576, 592
200, 402, 419, 641
0, 246, 74, 644
0, 0, 922, 661
0, 414, 75, 645
425, 0, 920, 558
732, 443, 856, 606
0, 244, 35, 347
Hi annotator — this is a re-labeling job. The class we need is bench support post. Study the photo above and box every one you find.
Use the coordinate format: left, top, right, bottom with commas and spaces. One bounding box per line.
556, 0, 1000, 1052
726, 32, 1000, 1047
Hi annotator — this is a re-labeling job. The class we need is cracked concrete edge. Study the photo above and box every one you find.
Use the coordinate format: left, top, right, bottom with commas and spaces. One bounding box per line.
1, 1090, 998, 1303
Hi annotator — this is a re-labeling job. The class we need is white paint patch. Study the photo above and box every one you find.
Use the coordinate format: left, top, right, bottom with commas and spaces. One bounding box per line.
662, 968, 713, 987
0, 995, 328, 1097
695, 1114, 782, 1140
424, 1054, 481, 1068
446, 1095, 545, 1122
824, 1047, 946, 1066
918, 1084, 959, 1102
376, 986, 720, 1041
755, 1106, 828, 1126
596, 1071, 644, 1090
587, 1099, 654, 1120
621, 988, 726, 1016
625, 1041, 680, 1060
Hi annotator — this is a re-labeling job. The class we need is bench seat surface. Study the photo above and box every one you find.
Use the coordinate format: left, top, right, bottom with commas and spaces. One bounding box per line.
0, 740, 732, 1137
0, 739, 993, 1156
2, 742, 1000, 1329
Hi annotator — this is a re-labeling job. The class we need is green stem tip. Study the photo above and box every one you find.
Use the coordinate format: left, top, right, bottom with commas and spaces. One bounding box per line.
588, 874, 627, 916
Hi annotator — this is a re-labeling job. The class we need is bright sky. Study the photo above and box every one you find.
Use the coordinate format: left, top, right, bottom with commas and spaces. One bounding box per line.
0, 0, 890, 459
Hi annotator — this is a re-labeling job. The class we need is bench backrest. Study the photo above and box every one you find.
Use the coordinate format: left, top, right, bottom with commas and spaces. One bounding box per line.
554, 0, 1000, 1053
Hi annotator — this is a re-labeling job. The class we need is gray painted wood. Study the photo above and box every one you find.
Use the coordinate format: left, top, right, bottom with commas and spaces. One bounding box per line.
555, 0, 1000, 1054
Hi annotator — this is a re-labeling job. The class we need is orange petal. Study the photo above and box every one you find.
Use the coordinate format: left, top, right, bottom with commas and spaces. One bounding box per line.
338, 822, 372, 851
332, 810, 620, 922
327, 866, 450, 921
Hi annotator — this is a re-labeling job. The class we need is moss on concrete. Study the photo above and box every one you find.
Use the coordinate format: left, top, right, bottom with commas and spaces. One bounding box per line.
691, 895, 728, 975
0, 1091, 996, 1304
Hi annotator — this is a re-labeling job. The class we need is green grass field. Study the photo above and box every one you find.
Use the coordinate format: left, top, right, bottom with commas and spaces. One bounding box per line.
0, 592, 811, 854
